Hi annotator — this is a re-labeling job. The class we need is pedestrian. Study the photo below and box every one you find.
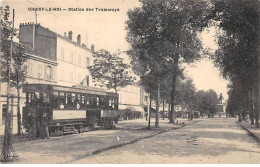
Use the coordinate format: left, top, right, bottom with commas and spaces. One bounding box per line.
28, 109, 37, 140
238, 114, 242, 123
41, 111, 50, 139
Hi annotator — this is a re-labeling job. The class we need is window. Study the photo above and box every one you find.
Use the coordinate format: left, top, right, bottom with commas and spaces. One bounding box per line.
96, 96, 99, 107
70, 71, 74, 82
70, 52, 74, 64
45, 65, 52, 80
81, 95, 85, 108
60, 69, 64, 81
31, 61, 34, 77
37, 64, 42, 78
86, 57, 90, 68
109, 99, 112, 107
53, 91, 59, 109
86, 96, 95, 109
65, 92, 72, 109
78, 55, 81, 66
78, 74, 81, 83
61, 47, 64, 60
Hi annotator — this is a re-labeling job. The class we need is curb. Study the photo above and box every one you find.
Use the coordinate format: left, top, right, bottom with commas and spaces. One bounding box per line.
236, 121, 260, 144
68, 119, 201, 163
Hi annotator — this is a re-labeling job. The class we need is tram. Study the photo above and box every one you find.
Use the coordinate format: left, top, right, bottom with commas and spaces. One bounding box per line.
22, 84, 119, 136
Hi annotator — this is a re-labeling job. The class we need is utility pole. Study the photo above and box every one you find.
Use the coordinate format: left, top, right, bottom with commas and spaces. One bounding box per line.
0, 8, 19, 162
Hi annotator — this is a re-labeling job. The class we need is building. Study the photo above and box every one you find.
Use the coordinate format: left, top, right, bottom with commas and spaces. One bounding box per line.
117, 84, 148, 119
0, 43, 57, 134
19, 23, 94, 87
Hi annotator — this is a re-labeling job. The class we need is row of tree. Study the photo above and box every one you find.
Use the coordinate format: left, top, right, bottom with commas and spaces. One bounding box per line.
207, 0, 259, 127
125, 0, 210, 126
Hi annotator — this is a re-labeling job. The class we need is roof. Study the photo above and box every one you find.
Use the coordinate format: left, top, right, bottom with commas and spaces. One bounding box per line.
22, 83, 118, 97
20, 23, 93, 53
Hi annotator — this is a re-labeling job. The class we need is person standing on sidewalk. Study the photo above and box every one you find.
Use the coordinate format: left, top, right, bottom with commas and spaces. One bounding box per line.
40, 111, 49, 139
28, 109, 37, 140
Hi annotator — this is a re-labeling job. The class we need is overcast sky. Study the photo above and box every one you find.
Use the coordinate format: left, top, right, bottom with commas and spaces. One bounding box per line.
1, 0, 229, 100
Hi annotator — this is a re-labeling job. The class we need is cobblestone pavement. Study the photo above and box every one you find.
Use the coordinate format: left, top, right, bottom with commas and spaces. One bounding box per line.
1, 118, 195, 164
72, 118, 260, 164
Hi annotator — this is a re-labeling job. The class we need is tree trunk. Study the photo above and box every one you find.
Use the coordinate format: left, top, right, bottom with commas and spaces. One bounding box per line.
148, 91, 152, 129
16, 72, 22, 135
155, 77, 160, 127
256, 48, 260, 128
17, 86, 22, 135
249, 90, 254, 125
169, 56, 179, 124
162, 99, 165, 120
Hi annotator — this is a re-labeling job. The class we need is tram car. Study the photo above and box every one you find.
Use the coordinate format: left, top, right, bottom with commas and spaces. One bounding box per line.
22, 84, 119, 136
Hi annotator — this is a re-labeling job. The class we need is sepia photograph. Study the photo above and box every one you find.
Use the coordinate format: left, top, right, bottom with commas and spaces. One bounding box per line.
0, 0, 259, 164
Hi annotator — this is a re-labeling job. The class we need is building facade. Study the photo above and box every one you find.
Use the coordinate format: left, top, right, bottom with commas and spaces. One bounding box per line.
19, 23, 94, 87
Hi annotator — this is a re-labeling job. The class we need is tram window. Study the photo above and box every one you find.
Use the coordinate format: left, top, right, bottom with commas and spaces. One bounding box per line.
71, 93, 76, 108
109, 99, 112, 107
59, 92, 65, 109
31, 93, 39, 106
65, 93, 72, 109
100, 97, 106, 109
43, 93, 50, 103
81, 95, 85, 108
27, 93, 31, 104
53, 91, 59, 109
86, 98, 90, 106
75, 94, 80, 109
96, 97, 99, 107
114, 98, 118, 109
112, 99, 115, 109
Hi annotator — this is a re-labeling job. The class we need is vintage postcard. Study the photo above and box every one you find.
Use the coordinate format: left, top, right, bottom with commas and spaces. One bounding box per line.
0, 0, 259, 164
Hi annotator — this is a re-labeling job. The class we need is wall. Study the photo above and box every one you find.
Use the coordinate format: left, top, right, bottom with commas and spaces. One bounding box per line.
19, 24, 57, 61
118, 85, 141, 106
56, 36, 93, 87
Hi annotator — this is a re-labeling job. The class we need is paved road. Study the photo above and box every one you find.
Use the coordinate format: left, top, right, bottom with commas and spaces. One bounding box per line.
72, 118, 260, 164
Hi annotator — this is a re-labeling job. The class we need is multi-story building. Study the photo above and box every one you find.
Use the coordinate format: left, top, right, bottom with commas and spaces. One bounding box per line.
19, 23, 94, 87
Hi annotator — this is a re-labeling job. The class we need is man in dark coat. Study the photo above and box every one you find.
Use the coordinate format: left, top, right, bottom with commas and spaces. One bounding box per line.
28, 109, 37, 140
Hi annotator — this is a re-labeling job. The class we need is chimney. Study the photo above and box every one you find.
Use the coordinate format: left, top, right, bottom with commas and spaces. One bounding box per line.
68, 31, 72, 40
91, 44, 95, 52
77, 34, 81, 45
64, 32, 67, 38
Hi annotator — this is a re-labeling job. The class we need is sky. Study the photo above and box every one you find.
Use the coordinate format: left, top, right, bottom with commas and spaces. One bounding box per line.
0, 0, 229, 100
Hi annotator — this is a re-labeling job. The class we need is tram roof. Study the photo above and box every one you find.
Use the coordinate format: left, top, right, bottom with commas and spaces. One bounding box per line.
22, 84, 118, 96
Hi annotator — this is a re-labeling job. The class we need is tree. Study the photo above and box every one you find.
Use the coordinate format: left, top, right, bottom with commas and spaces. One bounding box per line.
0, 7, 28, 136
0, 5, 22, 161
126, 0, 209, 124
208, 0, 259, 127
175, 78, 196, 113
88, 49, 135, 93
193, 89, 218, 117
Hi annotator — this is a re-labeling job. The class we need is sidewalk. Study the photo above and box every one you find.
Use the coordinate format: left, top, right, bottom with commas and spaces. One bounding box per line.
0, 118, 200, 164
236, 121, 260, 144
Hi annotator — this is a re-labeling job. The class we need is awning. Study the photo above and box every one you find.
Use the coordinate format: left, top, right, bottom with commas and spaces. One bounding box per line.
118, 104, 144, 112
118, 104, 128, 110
131, 106, 144, 112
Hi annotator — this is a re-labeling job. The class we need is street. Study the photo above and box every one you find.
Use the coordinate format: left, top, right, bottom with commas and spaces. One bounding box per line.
72, 118, 260, 164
